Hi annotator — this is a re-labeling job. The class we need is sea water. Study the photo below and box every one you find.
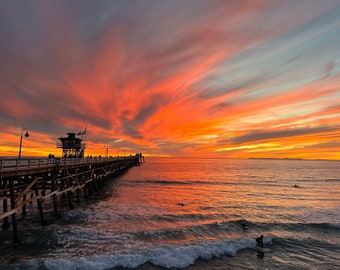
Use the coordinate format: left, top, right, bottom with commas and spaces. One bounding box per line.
0, 158, 339, 269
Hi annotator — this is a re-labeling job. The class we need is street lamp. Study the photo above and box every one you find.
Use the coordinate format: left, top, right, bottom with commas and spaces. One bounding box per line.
18, 128, 30, 159
104, 145, 109, 157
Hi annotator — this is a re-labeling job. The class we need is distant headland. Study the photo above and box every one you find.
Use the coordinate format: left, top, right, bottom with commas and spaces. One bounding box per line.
249, 157, 303, 160
248, 157, 330, 161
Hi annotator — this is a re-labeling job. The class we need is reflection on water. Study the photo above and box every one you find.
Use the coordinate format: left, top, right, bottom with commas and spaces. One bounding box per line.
0, 158, 339, 269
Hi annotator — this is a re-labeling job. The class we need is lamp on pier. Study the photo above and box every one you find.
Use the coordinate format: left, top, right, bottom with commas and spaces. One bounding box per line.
18, 128, 30, 159
104, 145, 109, 157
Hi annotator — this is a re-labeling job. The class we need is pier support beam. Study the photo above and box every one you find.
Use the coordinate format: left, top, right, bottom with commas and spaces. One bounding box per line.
51, 180, 58, 216
67, 190, 74, 210
9, 177, 19, 245
34, 185, 46, 226
2, 198, 10, 230
53, 194, 58, 216
22, 193, 27, 217
66, 178, 74, 210
76, 188, 80, 203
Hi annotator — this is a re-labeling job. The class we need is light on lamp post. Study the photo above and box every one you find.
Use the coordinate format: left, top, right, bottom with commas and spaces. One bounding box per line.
18, 128, 30, 159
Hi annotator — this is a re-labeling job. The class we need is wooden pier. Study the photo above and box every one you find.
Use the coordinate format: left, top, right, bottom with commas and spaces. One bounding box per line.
0, 155, 141, 244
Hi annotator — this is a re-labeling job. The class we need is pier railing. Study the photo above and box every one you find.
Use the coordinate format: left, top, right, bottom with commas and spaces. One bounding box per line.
0, 156, 134, 172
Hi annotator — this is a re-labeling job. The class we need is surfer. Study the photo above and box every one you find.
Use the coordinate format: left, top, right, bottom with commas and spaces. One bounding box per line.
256, 235, 264, 248
241, 221, 248, 230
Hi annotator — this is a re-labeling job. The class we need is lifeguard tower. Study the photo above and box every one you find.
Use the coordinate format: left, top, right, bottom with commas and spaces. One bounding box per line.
57, 130, 86, 158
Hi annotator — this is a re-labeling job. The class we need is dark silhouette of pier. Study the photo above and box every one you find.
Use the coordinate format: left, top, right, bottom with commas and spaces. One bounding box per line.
0, 155, 141, 244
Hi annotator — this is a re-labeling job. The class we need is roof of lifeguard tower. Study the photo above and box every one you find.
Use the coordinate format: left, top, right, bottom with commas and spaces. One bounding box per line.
58, 132, 83, 140
57, 132, 84, 148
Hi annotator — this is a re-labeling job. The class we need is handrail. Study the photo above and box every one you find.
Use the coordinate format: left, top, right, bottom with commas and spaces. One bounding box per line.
0, 156, 136, 172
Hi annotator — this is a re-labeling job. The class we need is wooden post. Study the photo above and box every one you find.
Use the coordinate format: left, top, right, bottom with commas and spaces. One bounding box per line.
2, 198, 10, 230
61, 180, 66, 199
51, 171, 59, 216
34, 184, 46, 226
67, 190, 74, 210
76, 188, 80, 203
87, 178, 92, 196
53, 193, 58, 216
83, 182, 88, 198
22, 193, 27, 217
9, 177, 19, 245
67, 179, 74, 210
52, 180, 58, 216
94, 174, 99, 191
20, 176, 27, 217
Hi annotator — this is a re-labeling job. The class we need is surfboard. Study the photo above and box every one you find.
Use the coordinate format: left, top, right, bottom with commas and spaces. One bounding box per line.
256, 247, 270, 253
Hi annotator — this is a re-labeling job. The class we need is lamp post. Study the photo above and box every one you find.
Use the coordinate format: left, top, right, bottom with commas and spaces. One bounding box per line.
104, 145, 109, 157
18, 128, 30, 159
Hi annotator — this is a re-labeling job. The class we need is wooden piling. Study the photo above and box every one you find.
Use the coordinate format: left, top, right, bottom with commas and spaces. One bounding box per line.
9, 177, 19, 245
34, 183, 46, 226
2, 198, 10, 230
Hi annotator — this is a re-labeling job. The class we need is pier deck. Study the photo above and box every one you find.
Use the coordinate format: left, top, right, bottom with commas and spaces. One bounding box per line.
0, 156, 141, 244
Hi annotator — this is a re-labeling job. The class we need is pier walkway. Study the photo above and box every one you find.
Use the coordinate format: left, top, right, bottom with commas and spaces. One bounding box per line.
0, 156, 141, 244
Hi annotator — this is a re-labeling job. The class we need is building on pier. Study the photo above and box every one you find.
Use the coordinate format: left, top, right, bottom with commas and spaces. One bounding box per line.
57, 130, 86, 158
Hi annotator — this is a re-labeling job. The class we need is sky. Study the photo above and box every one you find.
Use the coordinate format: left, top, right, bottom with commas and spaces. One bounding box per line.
0, 0, 340, 159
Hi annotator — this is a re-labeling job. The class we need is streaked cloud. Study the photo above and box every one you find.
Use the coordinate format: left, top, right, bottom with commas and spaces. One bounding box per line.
0, 0, 339, 159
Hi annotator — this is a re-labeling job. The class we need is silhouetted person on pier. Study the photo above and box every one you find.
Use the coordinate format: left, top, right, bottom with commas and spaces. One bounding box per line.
256, 235, 264, 248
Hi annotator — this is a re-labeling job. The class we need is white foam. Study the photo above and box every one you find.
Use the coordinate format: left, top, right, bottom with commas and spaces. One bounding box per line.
44, 254, 147, 270
35, 237, 261, 269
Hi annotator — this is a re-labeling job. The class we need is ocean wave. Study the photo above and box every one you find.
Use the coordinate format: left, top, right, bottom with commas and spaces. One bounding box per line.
323, 178, 340, 183
2, 237, 272, 270
327, 223, 340, 229
124, 179, 190, 186
133, 221, 224, 243
122, 179, 255, 187
245, 220, 340, 232
291, 222, 340, 231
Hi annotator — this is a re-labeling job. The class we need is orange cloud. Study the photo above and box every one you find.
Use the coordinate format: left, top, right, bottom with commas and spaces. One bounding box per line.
0, 1, 340, 159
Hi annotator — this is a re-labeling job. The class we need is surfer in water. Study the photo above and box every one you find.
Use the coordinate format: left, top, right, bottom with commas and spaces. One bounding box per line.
256, 235, 264, 248
241, 221, 249, 230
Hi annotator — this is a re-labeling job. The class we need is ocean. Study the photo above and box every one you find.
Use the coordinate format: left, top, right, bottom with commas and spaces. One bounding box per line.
0, 157, 339, 270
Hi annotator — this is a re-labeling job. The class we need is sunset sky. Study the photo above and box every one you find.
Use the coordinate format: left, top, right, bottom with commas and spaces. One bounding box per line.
0, 0, 340, 159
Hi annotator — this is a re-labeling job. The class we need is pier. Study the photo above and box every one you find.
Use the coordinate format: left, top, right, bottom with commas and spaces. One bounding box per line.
0, 155, 141, 244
